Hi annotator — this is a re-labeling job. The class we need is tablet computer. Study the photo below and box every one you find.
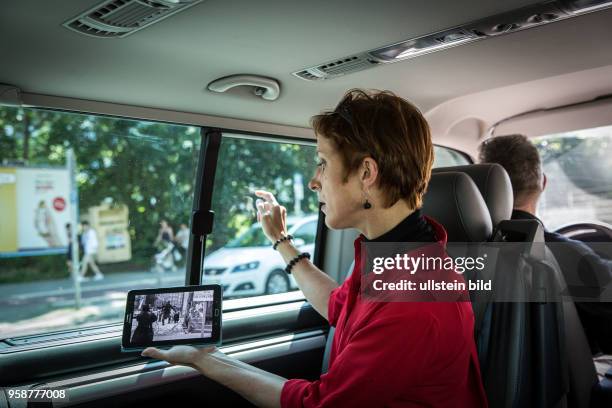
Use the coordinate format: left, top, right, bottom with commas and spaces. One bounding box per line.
121, 284, 222, 352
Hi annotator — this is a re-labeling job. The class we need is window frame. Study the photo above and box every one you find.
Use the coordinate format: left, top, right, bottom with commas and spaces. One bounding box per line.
193, 128, 327, 289
433, 144, 473, 166
0, 107, 329, 356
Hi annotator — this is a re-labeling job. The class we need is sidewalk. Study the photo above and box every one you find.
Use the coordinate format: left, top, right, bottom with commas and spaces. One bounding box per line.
0, 269, 186, 338
1, 269, 186, 301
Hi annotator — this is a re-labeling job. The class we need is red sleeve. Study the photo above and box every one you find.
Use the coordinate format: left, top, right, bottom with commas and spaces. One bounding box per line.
326, 278, 350, 327
281, 307, 439, 408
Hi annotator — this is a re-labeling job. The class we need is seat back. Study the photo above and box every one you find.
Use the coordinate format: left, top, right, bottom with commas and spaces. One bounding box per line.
421, 171, 492, 242
537, 240, 600, 407
476, 219, 592, 408
427, 164, 600, 407
561, 289, 599, 408
432, 163, 513, 227
431, 165, 569, 406
473, 220, 539, 407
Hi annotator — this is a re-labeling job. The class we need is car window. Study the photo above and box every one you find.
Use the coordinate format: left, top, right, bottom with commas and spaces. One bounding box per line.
203, 133, 319, 297
293, 221, 318, 245
533, 124, 612, 231
225, 225, 269, 248
433, 145, 470, 167
0, 106, 200, 338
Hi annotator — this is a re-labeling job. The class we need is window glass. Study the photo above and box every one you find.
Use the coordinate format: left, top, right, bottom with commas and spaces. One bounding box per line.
433, 145, 470, 168
0, 106, 200, 338
225, 225, 269, 248
293, 221, 318, 245
533, 124, 612, 230
203, 134, 319, 297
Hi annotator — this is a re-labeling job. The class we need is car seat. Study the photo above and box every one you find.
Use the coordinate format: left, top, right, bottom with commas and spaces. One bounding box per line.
435, 164, 612, 407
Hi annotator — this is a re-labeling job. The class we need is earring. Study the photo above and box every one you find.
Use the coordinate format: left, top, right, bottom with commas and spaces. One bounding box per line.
363, 199, 372, 209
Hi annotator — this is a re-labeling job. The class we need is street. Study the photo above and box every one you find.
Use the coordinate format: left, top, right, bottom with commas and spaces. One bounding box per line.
0, 269, 185, 339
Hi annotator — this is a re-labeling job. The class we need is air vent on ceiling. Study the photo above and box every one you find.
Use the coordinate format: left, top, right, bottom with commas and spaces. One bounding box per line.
63, 0, 203, 38
293, 54, 380, 81
292, 0, 612, 81
465, 1, 565, 37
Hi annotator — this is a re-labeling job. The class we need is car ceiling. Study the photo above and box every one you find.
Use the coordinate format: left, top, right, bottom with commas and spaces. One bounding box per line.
2, 0, 612, 146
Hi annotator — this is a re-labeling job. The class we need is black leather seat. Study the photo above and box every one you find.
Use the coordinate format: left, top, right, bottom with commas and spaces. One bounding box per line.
432, 163, 513, 228
435, 164, 612, 407
425, 166, 511, 330
433, 165, 569, 406
424, 169, 547, 406
421, 171, 492, 242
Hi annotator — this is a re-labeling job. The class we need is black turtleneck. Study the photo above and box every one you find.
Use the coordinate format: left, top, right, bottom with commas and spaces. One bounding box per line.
363, 209, 437, 243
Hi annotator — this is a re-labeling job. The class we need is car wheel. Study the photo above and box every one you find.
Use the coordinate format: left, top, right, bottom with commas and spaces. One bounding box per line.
265, 270, 289, 294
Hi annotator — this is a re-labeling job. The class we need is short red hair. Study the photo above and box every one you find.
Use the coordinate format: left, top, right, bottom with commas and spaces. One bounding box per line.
311, 89, 433, 209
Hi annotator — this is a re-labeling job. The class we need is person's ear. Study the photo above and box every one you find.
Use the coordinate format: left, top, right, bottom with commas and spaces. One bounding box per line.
361, 157, 378, 188
542, 172, 547, 191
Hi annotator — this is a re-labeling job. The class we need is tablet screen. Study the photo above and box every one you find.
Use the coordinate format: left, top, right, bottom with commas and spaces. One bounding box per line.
122, 285, 222, 351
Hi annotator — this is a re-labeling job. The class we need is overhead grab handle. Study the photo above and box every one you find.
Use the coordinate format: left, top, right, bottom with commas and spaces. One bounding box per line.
207, 75, 281, 101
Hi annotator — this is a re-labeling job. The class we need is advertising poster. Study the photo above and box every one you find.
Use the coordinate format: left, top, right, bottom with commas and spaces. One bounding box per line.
0, 167, 72, 254
88, 204, 132, 263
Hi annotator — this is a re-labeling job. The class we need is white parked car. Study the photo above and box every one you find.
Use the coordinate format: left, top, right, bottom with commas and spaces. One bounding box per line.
202, 215, 318, 297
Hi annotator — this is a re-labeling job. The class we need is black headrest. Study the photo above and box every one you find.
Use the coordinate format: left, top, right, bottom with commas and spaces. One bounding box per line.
422, 172, 493, 242
433, 164, 513, 226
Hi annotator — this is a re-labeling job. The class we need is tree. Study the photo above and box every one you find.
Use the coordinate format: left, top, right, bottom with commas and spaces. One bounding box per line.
0, 106, 318, 281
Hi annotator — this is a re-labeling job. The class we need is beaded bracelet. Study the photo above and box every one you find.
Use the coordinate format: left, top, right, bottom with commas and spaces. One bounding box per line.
285, 252, 311, 274
273, 234, 293, 250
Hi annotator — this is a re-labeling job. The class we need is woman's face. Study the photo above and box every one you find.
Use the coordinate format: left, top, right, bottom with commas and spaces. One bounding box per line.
308, 136, 363, 229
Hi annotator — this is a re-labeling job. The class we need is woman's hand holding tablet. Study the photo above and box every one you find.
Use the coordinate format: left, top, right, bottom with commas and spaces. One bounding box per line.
141, 345, 218, 369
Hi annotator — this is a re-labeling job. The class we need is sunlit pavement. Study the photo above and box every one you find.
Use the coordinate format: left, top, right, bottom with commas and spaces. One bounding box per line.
153, 321, 213, 341
0, 269, 185, 338
129, 317, 213, 342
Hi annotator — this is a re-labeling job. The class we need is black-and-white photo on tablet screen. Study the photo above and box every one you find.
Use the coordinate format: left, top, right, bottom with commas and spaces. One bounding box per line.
122, 285, 222, 351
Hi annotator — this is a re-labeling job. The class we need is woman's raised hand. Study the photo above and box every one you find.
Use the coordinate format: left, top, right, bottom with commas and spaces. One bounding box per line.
254, 190, 287, 242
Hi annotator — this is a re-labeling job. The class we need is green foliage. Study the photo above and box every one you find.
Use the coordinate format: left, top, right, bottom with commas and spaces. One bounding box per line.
0, 107, 318, 281
209, 138, 318, 251
1, 106, 199, 262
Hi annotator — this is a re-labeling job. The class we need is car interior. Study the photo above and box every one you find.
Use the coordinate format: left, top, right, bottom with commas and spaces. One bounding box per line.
1, 0, 612, 406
